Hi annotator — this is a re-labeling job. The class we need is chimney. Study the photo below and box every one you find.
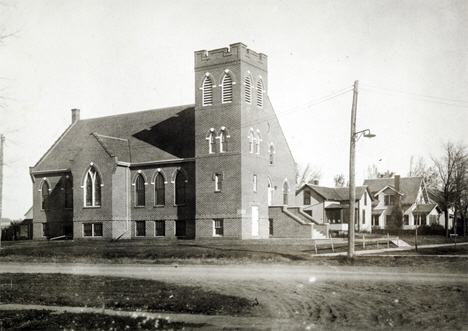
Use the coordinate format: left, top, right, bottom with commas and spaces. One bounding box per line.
395, 175, 400, 192
313, 179, 319, 185
71, 108, 80, 123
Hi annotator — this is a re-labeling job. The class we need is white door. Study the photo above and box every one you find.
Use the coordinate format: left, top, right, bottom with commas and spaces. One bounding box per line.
252, 206, 259, 236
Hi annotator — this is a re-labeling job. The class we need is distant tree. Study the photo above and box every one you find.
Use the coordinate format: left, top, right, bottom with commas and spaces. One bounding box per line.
334, 173, 346, 187
432, 142, 467, 237
296, 163, 322, 187
366, 164, 379, 179
452, 150, 468, 237
366, 164, 394, 179
408, 155, 439, 189
9, 220, 20, 240
390, 203, 404, 229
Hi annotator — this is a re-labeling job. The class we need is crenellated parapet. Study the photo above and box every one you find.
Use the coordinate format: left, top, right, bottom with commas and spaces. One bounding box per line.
195, 42, 267, 70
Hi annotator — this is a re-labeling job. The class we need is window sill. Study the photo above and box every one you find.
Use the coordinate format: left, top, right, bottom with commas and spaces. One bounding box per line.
174, 204, 186, 207
154, 205, 165, 208
83, 206, 101, 209
134, 206, 145, 208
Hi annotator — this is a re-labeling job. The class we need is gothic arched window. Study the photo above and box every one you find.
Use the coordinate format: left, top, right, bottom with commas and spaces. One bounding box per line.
84, 167, 101, 207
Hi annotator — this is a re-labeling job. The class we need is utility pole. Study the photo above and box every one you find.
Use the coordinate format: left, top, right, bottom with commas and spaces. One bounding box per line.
348, 81, 359, 259
0, 134, 4, 249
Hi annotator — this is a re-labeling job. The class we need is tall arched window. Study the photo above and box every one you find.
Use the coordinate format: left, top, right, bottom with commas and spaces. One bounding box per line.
256, 79, 264, 108
222, 73, 233, 103
219, 128, 229, 153
135, 174, 145, 207
202, 75, 213, 106
283, 181, 289, 205
244, 74, 252, 104
249, 128, 255, 153
207, 130, 216, 154
269, 144, 275, 165
175, 170, 186, 205
155, 172, 165, 206
84, 167, 101, 207
64, 178, 73, 209
41, 181, 50, 210
255, 131, 262, 155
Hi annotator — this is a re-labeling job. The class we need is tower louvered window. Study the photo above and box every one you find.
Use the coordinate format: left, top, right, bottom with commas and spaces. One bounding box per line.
202, 76, 213, 106
245, 75, 252, 104
222, 74, 233, 103
257, 79, 264, 108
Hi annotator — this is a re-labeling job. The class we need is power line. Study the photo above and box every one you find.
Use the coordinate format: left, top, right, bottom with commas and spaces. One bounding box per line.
361, 85, 468, 108
361, 84, 468, 104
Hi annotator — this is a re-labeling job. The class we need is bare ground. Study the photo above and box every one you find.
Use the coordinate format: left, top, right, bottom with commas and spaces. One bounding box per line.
1, 262, 467, 330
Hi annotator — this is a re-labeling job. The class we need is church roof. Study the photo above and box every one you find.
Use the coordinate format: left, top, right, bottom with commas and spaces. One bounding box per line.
33, 105, 195, 171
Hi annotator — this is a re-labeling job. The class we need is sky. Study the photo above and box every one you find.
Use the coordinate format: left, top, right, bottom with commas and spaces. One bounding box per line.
0, 0, 467, 220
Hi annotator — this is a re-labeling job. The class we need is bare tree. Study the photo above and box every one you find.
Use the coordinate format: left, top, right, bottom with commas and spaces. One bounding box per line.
366, 163, 395, 179
432, 142, 467, 237
296, 163, 322, 187
334, 173, 346, 187
408, 155, 439, 189
453, 150, 468, 237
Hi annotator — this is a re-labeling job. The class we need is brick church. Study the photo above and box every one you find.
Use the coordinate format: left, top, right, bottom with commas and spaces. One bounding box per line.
30, 43, 326, 240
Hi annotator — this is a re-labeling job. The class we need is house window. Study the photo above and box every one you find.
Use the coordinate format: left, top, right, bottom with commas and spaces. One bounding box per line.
135, 174, 145, 207
283, 181, 289, 205
219, 129, 228, 153
269, 218, 273, 236
404, 215, 409, 225
207, 130, 216, 154
83, 223, 103, 237
136, 221, 146, 237
421, 215, 427, 225
42, 223, 49, 237
202, 75, 213, 106
269, 144, 274, 165
214, 173, 223, 192
386, 215, 391, 226
155, 221, 165, 236
245, 74, 252, 104
155, 173, 165, 206
253, 174, 257, 192
84, 167, 101, 207
41, 181, 50, 210
384, 195, 396, 206
304, 190, 311, 205
175, 170, 186, 205
64, 178, 73, 209
429, 215, 437, 225
363, 210, 366, 224
373, 215, 379, 226
222, 73, 233, 103
213, 219, 224, 236
256, 79, 264, 108
364, 192, 367, 206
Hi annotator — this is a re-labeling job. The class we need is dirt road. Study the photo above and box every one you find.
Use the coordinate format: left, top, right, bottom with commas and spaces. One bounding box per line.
1, 262, 467, 330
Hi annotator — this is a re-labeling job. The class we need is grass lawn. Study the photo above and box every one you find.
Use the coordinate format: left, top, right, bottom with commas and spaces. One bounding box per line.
0, 235, 466, 265
0, 310, 204, 330
0, 273, 254, 316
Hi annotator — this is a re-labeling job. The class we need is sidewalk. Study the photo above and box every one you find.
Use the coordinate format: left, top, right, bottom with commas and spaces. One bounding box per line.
315, 242, 468, 256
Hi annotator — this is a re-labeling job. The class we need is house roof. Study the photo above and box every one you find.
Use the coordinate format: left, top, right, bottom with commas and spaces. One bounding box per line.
33, 105, 196, 171
298, 184, 370, 202
413, 203, 438, 216
363, 177, 423, 205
